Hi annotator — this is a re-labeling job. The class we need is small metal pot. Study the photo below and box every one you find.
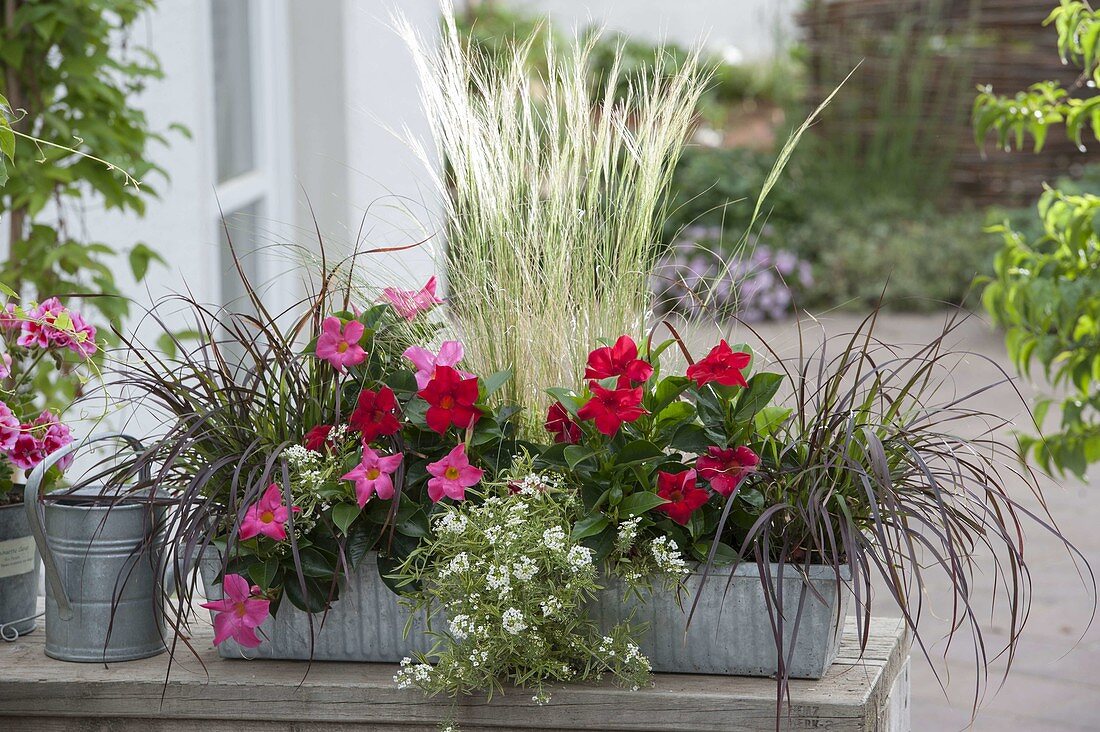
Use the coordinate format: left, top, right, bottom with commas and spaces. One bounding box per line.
24, 434, 170, 663
0, 498, 41, 640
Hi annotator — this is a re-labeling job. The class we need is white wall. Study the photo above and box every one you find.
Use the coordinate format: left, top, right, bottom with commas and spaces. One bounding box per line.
492, 0, 797, 61
341, 0, 441, 290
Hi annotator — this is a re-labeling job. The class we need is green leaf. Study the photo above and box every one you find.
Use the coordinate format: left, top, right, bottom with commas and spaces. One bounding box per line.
572, 514, 609, 540
248, 557, 281, 591
283, 574, 330, 613
297, 547, 338, 577
618, 490, 668, 517
480, 369, 512, 397
128, 243, 165, 282
615, 439, 665, 465
732, 372, 784, 423
564, 444, 596, 469
331, 503, 360, 534
754, 406, 793, 436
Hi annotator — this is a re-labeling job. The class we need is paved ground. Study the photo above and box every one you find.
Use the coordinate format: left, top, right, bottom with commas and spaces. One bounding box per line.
685, 311, 1100, 732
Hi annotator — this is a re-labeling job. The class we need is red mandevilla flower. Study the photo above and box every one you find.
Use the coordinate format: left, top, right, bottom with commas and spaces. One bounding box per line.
302, 424, 334, 453
576, 381, 647, 436
544, 402, 581, 444
418, 365, 481, 434
696, 445, 760, 497
655, 469, 709, 525
686, 340, 751, 388
348, 387, 401, 442
584, 335, 653, 384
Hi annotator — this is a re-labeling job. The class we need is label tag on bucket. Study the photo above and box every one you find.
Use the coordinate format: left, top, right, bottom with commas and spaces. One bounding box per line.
0, 536, 36, 578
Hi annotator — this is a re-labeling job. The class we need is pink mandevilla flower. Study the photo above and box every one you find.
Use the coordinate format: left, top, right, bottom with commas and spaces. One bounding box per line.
239, 483, 300, 541
381, 275, 443, 320
315, 316, 367, 372
426, 443, 483, 502
342, 447, 403, 507
403, 340, 473, 389
200, 573, 270, 648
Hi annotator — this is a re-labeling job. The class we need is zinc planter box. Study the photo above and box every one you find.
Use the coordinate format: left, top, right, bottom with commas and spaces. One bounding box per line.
199, 551, 435, 661
592, 563, 850, 679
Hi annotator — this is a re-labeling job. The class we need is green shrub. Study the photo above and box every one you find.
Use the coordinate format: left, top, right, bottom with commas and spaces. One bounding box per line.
780, 198, 998, 310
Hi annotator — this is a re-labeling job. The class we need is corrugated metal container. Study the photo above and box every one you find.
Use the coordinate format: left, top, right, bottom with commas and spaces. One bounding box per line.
199, 551, 436, 661
202, 550, 847, 677
591, 562, 850, 679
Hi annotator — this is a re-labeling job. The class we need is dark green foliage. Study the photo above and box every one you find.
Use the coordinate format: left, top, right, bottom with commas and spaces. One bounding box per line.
0, 0, 175, 404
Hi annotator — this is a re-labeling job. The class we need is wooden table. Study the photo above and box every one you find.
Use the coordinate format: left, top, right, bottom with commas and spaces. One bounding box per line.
0, 614, 910, 731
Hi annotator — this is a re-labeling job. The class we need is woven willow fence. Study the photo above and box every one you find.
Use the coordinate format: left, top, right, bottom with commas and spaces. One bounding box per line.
799, 0, 1099, 206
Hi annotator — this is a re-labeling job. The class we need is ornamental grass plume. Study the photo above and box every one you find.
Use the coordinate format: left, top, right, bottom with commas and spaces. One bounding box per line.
395, 1, 707, 437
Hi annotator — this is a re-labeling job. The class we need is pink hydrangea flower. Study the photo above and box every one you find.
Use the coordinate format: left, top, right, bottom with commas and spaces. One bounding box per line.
200, 573, 270, 648
342, 447, 403, 507
381, 276, 443, 320
0, 401, 20, 452
315, 316, 367, 373
239, 483, 300, 541
426, 444, 483, 503
403, 340, 473, 389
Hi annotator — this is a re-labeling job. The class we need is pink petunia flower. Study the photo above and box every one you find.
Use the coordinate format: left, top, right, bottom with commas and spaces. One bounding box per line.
342, 446, 403, 507
239, 483, 300, 541
52, 308, 98, 358
13, 298, 97, 357
315, 316, 367, 373
34, 411, 74, 472
7, 431, 45, 471
403, 340, 473, 389
426, 443, 483, 503
0, 401, 20, 452
0, 303, 20, 331
17, 298, 65, 349
200, 573, 270, 648
381, 276, 443, 320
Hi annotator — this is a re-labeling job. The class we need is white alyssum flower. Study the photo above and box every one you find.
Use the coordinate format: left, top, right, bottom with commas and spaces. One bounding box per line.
502, 607, 527, 635
512, 556, 538, 582
486, 564, 511, 597
394, 656, 433, 688
435, 512, 468, 536
615, 516, 642, 551
440, 552, 471, 578
649, 536, 689, 578
566, 544, 593, 572
540, 596, 563, 617
449, 614, 474, 641
542, 526, 566, 553
531, 689, 552, 705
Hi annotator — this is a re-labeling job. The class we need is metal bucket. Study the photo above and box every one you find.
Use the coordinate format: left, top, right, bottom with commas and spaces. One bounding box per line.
0, 500, 40, 639
24, 434, 169, 663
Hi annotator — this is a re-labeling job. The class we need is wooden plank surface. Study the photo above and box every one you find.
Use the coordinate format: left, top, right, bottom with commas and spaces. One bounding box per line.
0, 614, 909, 732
